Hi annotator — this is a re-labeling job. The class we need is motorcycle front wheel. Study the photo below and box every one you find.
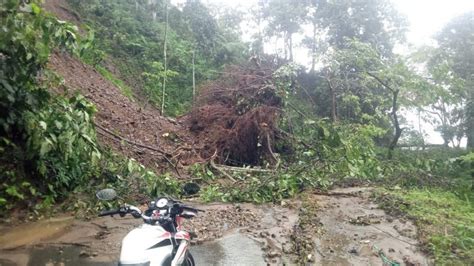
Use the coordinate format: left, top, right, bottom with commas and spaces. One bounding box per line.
184, 252, 195, 266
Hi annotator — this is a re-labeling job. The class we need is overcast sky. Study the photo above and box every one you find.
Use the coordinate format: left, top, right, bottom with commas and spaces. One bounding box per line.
201, 0, 474, 46
197, 0, 474, 145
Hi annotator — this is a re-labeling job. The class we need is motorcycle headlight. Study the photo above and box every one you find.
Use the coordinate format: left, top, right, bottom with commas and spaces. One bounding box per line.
156, 198, 168, 208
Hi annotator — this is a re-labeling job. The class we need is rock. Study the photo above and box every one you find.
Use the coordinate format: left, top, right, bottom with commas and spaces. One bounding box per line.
79, 250, 88, 257
348, 247, 358, 255
282, 243, 291, 253
267, 251, 281, 258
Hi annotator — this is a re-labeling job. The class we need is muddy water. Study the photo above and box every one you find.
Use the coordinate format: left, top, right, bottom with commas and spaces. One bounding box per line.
192, 232, 265, 265
0, 217, 73, 250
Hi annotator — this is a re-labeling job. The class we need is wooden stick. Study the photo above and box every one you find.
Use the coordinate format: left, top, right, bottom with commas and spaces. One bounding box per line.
213, 164, 273, 173
209, 151, 236, 183
94, 123, 180, 176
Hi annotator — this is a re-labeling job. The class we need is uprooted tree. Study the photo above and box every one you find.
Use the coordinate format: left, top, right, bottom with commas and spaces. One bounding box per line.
185, 57, 285, 166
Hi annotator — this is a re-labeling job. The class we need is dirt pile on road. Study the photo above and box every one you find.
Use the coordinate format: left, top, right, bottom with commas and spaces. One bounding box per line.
184, 59, 283, 166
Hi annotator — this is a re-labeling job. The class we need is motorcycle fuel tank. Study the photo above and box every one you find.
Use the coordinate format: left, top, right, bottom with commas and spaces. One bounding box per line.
119, 224, 173, 265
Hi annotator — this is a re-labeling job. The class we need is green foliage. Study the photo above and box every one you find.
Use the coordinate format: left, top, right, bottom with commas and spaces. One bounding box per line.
97, 151, 180, 200
67, 0, 248, 116
24, 95, 101, 195
196, 120, 387, 203
1, 1, 78, 135
190, 163, 216, 181
199, 172, 304, 204
435, 11, 474, 148
295, 120, 385, 180
0, 1, 100, 211
142, 61, 178, 109
77, 29, 105, 66
312, 0, 407, 56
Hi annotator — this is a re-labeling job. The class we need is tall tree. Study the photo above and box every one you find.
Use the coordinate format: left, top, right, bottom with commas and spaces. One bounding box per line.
313, 0, 406, 56
328, 39, 428, 157
412, 46, 466, 147
161, 1, 169, 114
435, 11, 474, 148
261, 0, 306, 61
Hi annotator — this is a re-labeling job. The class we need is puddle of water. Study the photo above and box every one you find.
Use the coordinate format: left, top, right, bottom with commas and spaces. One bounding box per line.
0, 217, 73, 250
192, 233, 266, 266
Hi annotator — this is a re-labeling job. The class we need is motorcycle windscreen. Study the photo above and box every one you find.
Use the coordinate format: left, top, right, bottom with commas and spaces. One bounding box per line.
120, 224, 173, 265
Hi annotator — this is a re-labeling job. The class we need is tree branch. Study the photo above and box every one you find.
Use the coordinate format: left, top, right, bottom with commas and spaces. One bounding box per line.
366, 72, 394, 93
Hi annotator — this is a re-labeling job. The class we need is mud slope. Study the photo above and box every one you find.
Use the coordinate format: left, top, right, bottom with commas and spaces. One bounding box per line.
43, 0, 199, 174
48, 52, 196, 173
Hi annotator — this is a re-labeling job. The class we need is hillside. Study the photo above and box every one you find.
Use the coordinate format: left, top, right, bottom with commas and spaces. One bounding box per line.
49, 52, 197, 172
42, 0, 205, 176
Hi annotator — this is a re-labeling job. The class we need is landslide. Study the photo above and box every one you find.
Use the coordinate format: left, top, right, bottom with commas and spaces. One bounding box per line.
48, 52, 197, 174
43, 0, 201, 174
44, 0, 285, 178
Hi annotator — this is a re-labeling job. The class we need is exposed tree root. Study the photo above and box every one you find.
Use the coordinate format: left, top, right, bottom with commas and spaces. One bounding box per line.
183, 57, 284, 167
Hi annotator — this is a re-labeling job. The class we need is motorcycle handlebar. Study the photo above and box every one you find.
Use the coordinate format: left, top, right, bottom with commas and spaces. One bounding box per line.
98, 209, 121, 217
98, 202, 203, 221
181, 205, 205, 213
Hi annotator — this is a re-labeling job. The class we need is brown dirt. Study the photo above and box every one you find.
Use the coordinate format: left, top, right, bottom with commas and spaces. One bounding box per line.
48, 52, 199, 174
43, 0, 81, 26
291, 187, 431, 265
43, 0, 287, 173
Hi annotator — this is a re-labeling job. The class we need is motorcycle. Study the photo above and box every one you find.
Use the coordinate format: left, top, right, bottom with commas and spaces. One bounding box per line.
96, 188, 203, 266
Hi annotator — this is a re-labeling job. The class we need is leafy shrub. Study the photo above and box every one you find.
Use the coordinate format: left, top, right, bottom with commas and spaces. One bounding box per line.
97, 152, 180, 201
24, 95, 101, 196
0, 1, 101, 211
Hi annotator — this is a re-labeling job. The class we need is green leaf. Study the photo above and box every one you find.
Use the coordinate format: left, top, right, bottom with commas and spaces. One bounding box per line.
54, 120, 62, 129
6, 186, 24, 200
31, 3, 41, 15
40, 140, 52, 156
39, 121, 47, 130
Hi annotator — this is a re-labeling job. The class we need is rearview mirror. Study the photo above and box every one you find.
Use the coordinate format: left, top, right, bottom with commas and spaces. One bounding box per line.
182, 182, 200, 196
96, 188, 117, 201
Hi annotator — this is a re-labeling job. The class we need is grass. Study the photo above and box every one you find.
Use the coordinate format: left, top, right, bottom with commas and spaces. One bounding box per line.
96, 65, 134, 99
375, 187, 474, 265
